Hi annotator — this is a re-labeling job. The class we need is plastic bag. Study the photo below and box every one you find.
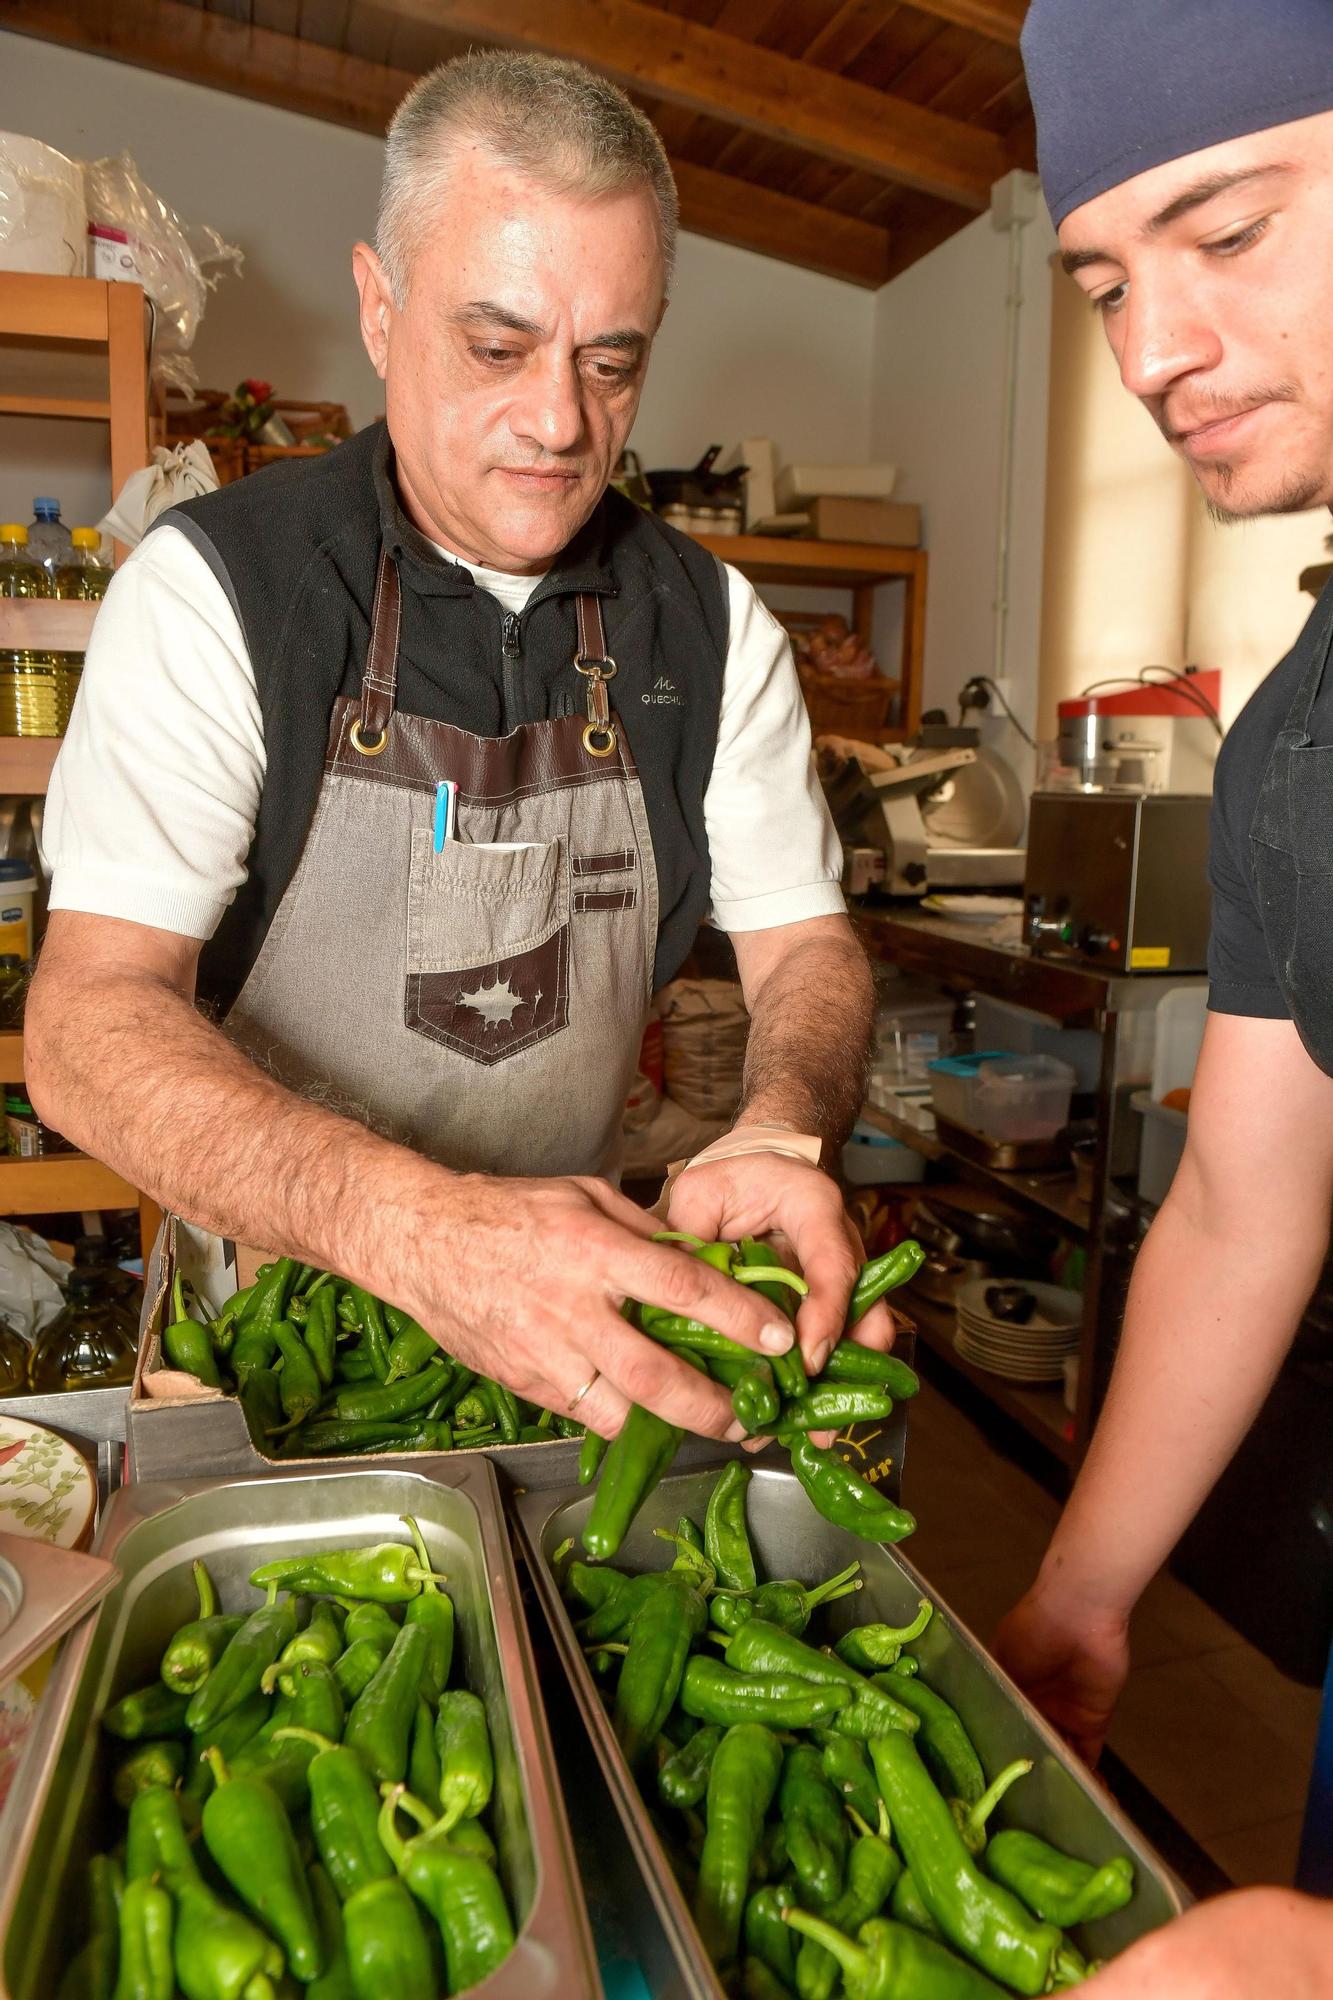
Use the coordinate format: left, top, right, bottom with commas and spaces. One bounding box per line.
99, 440, 219, 549
0, 1223, 67, 1341
81, 152, 242, 392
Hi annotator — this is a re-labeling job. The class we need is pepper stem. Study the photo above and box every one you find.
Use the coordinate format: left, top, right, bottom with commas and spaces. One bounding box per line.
192, 1559, 217, 1623
171, 1270, 188, 1326
260, 1662, 286, 1696
582, 1641, 629, 1656
383, 1781, 438, 1836
962, 1758, 1033, 1846
552, 1537, 574, 1566
402, 1517, 439, 1596
651, 1230, 706, 1247
376, 1784, 412, 1872
802, 1561, 863, 1612
202, 1746, 230, 1788
652, 1527, 717, 1589
781, 1908, 865, 1979
878, 1598, 933, 1647
733, 1266, 810, 1297
844, 1804, 876, 1841
271, 1727, 337, 1755
264, 1582, 279, 1608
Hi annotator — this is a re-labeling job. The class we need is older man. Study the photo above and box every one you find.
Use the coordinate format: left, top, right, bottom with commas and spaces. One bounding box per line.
27, 51, 884, 1443
991, 1, 1333, 1990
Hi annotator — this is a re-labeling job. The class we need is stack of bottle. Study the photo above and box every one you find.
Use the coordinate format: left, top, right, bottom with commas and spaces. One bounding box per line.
0, 499, 109, 737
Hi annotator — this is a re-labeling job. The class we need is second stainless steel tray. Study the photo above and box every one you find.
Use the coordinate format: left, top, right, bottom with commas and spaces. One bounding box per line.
0, 1459, 600, 2000
516, 1465, 1187, 2000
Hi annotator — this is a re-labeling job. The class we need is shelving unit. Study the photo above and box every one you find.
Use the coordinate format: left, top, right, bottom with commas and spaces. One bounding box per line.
0, 271, 157, 1258
856, 904, 1207, 1475
693, 531, 927, 738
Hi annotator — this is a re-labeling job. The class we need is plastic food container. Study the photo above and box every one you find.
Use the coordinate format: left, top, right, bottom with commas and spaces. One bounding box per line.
515, 1465, 1188, 2000
874, 992, 956, 1084
971, 993, 1102, 1094
929, 1052, 1075, 1143
840, 1118, 926, 1184
0, 1461, 600, 2000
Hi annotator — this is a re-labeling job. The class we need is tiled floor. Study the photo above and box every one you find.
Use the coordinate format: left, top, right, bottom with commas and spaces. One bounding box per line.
900, 1374, 1322, 1889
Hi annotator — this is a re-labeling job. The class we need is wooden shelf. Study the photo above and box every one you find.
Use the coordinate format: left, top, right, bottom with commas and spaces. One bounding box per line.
0, 738, 60, 794
691, 532, 925, 589
909, 1292, 1076, 1466
0, 394, 113, 421
0, 600, 99, 651
0, 1152, 137, 1214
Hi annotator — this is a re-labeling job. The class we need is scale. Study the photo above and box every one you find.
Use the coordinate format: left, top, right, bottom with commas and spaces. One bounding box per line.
823, 725, 1027, 897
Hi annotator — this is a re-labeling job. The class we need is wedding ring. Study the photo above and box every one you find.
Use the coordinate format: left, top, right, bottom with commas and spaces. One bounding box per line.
570, 1370, 600, 1409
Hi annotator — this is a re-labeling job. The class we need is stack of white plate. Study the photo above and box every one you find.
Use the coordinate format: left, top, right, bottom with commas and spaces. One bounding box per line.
954, 1279, 1081, 1383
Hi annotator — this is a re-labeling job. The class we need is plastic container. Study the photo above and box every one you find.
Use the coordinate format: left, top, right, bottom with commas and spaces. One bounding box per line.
874, 990, 956, 1083
26, 501, 70, 581
0, 860, 35, 960
972, 993, 1102, 1094
841, 1118, 926, 1184
926, 1050, 1010, 1129
1133, 1092, 1186, 1206
928, 1051, 1075, 1142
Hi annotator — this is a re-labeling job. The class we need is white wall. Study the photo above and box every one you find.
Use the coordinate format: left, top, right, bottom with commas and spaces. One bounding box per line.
0, 33, 875, 531
869, 204, 1055, 759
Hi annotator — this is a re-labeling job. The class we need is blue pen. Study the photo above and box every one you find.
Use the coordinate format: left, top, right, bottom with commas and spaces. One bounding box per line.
433, 780, 456, 853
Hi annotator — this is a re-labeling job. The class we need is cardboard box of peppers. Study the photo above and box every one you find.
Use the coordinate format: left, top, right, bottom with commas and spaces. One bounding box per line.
161, 1237, 927, 1547
559, 1461, 1139, 1998
81, 1520, 513, 1996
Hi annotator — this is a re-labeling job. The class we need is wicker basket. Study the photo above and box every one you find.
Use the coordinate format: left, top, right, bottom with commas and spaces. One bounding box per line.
798, 668, 898, 737
245, 400, 352, 475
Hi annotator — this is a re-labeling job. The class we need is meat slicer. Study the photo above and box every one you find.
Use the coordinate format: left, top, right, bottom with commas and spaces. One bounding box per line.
822, 725, 1027, 897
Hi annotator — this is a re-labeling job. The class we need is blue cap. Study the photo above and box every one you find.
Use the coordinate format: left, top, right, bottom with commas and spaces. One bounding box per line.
32, 499, 59, 517
0, 861, 34, 881
1022, 0, 1333, 228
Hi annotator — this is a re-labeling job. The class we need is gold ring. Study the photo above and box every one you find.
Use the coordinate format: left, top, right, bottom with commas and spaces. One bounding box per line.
570, 1370, 600, 1409
350, 719, 389, 756
582, 723, 617, 758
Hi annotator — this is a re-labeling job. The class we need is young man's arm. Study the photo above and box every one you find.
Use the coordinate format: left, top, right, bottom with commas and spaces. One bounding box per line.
994, 1012, 1333, 1761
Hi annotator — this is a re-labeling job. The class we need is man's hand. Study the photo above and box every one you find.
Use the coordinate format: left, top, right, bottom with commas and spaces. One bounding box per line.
1084, 1889, 1333, 1997
991, 1582, 1129, 1767
399, 1170, 797, 1445
665, 1149, 894, 1370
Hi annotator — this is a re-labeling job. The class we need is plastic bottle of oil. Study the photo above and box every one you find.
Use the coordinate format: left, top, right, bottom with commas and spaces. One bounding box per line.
52, 527, 108, 726
27, 1268, 139, 1394
0, 524, 60, 738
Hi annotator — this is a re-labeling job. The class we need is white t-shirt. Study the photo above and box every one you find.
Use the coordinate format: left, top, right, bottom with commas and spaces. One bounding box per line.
43, 525, 844, 944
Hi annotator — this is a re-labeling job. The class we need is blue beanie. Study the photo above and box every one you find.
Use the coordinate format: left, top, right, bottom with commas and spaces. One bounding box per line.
1022, 0, 1333, 228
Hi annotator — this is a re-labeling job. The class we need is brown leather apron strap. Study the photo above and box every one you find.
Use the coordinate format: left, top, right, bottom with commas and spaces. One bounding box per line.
575, 591, 618, 759
350, 548, 401, 756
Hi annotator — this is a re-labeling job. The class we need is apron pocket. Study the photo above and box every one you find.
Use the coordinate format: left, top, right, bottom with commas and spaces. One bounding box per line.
405, 827, 571, 1064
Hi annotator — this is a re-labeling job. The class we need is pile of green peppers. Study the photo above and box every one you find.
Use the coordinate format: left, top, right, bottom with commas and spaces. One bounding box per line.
161, 1260, 585, 1460
581, 1237, 927, 1561
72, 1521, 514, 1999
561, 1464, 1137, 1999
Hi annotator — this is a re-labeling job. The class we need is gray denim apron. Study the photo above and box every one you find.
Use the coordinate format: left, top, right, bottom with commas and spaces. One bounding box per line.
225, 549, 659, 1180
1249, 585, 1333, 1074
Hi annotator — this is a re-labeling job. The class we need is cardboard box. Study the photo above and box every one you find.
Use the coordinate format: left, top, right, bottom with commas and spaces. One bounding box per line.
775, 461, 897, 508
805, 496, 922, 546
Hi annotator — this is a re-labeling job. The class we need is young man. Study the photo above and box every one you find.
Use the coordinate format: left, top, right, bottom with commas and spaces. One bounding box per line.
993, 2, 1333, 1986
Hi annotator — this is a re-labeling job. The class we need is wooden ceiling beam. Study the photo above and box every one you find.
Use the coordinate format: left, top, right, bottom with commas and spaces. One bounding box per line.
905, 0, 1027, 47
377, 0, 1005, 208
0, 0, 894, 285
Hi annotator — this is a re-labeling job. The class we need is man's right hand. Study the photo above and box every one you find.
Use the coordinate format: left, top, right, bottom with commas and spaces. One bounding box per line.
992, 1583, 1130, 1767
398, 1169, 798, 1445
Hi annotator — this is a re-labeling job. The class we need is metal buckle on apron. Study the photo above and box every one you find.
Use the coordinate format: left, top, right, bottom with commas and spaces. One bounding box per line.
577, 654, 618, 758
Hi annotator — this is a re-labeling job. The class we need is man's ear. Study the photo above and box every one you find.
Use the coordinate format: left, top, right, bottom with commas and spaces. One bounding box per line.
353, 243, 394, 379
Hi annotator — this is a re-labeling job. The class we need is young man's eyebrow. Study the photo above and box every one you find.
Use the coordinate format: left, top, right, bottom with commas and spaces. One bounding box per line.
1146, 161, 1295, 233
1061, 161, 1297, 274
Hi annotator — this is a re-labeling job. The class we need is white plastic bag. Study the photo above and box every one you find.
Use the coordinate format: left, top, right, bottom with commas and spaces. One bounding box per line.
0, 1223, 67, 1341
81, 152, 242, 392
100, 441, 219, 549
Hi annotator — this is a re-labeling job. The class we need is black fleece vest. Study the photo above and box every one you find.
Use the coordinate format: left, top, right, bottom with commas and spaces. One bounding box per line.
156, 422, 728, 1014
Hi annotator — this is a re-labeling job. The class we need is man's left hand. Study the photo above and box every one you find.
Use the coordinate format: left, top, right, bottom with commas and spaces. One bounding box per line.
665, 1150, 894, 1373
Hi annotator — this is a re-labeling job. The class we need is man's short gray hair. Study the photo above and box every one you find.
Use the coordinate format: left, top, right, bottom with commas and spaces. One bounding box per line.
376, 48, 679, 305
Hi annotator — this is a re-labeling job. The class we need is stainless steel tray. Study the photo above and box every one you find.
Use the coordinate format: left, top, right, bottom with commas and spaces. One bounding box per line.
516, 1465, 1188, 2000
0, 1459, 601, 2000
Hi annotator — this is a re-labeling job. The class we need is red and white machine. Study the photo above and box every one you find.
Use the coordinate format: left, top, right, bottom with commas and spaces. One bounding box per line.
1055, 671, 1221, 794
